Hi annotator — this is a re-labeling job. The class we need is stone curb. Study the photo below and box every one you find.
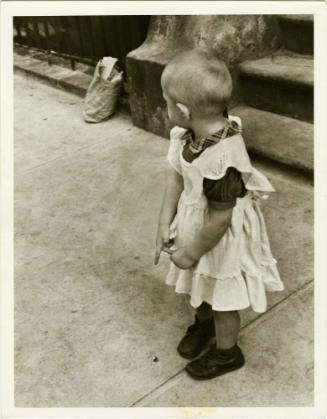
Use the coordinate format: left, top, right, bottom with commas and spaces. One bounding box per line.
14, 45, 130, 110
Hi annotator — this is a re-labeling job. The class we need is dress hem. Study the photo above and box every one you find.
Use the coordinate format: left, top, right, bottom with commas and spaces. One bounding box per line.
165, 282, 270, 313
165, 264, 285, 313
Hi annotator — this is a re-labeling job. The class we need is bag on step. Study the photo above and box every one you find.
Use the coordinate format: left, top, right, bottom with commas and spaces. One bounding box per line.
83, 57, 123, 123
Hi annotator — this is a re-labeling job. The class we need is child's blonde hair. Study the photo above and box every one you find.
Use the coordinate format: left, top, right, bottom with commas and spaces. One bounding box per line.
161, 49, 232, 118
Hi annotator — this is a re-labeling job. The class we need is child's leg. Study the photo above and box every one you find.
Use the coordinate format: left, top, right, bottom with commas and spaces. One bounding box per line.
213, 310, 240, 349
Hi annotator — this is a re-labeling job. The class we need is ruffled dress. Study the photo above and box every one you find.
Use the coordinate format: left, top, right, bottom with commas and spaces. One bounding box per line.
165, 115, 284, 313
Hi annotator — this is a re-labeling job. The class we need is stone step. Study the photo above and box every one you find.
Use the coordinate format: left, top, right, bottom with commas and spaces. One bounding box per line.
239, 53, 313, 122
232, 105, 313, 176
278, 15, 313, 55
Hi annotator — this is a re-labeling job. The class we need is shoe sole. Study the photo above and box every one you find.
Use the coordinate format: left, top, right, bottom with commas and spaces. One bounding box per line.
185, 358, 245, 380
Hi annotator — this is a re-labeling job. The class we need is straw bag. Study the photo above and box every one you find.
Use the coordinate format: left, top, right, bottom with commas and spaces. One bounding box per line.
83, 57, 123, 123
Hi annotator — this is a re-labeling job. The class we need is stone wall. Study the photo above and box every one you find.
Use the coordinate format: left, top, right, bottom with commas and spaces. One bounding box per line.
126, 15, 281, 138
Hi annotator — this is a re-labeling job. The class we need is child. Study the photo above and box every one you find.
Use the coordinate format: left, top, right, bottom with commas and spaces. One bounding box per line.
154, 49, 284, 380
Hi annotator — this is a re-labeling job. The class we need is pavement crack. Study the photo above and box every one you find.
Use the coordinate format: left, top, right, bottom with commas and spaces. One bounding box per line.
131, 279, 313, 407
130, 368, 185, 407
239, 279, 313, 335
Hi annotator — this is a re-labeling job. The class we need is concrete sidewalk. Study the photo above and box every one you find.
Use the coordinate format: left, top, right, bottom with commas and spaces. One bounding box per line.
14, 73, 313, 407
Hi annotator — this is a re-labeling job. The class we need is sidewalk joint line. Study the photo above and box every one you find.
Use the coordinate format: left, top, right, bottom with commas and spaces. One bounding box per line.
239, 279, 313, 335
129, 367, 185, 407
131, 279, 313, 406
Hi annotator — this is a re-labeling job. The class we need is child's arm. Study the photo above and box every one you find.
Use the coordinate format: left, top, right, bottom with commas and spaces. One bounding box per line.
171, 167, 244, 269
171, 205, 233, 269
154, 167, 184, 265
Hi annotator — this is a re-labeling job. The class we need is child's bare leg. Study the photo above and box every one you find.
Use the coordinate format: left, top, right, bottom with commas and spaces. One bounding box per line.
213, 310, 240, 349
195, 302, 212, 322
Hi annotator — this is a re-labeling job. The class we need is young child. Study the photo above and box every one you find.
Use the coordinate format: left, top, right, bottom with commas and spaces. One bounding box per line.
154, 49, 284, 380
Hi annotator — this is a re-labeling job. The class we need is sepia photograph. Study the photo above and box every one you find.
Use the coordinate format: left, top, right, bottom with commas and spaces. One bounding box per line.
1, 1, 326, 418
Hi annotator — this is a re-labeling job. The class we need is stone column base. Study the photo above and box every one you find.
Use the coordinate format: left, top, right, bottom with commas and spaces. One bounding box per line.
126, 15, 281, 138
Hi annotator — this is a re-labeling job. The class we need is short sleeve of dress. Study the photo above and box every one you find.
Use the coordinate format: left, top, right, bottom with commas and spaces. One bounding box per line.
166, 126, 187, 175
203, 167, 246, 209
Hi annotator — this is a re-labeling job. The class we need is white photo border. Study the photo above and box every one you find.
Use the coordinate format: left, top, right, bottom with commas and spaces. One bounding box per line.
1, 1, 326, 418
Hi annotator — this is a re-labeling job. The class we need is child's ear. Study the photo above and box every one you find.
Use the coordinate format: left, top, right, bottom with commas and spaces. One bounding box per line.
176, 103, 191, 120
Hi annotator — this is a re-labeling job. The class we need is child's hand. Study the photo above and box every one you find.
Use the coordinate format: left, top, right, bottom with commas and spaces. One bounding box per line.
154, 223, 172, 265
170, 248, 198, 270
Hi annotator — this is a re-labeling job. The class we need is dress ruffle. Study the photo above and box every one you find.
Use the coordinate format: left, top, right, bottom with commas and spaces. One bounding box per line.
166, 126, 187, 175
168, 125, 275, 194
166, 258, 284, 313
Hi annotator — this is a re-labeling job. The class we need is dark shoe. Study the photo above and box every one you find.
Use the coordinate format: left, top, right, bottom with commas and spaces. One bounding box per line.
177, 316, 215, 359
185, 345, 245, 380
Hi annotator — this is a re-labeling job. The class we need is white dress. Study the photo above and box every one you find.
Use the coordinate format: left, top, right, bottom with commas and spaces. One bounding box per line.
165, 116, 284, 313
